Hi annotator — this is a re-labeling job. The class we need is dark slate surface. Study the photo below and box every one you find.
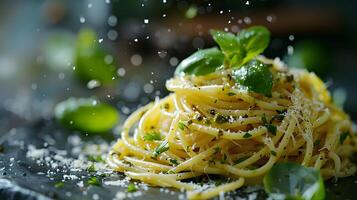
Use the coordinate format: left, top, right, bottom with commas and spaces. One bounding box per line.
0, 119, 356, 200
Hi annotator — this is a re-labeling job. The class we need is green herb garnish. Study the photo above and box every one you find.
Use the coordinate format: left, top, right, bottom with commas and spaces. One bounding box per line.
237, 26, 270, 64
211, 26, 270, 67
210, 30, 245, 68
234, 156, 249, 164
339, 131, 350, 144
127, 183, 137, 192
87, 177, 101, 186
143, 131, 162, 141
153, 141, 169, 157
232, 59, 273, 96
264, 163, 325, 200
169, 159, 178, 165
178, 121, 187, 130
270, 150, 277, 156
87, 163, 96, 173
265, 124, 277, 136
214, 114, 230, 124
175, 26, 270, 77
87, 155, 105, 163
261, 114, 277, 135
54, 182, 65, 188
243, 132, 252, 138
175, 47, 224, 76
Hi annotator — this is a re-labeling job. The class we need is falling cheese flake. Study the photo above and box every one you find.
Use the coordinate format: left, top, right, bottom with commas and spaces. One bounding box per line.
79, 16, 86, 23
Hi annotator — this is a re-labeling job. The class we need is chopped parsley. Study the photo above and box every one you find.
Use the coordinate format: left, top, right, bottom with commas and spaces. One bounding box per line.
213, 147, 221, 154
270, 114, 285, 122
153, 141, 169, 157
127, 183, 137, 192
262, 114, 277, 135
143, 131, 161, 141
270, 150, 277, 156
234, 156, 249, 164
87, 176, 101, 186
265, 124, 277, 136
214, 114, 229, 124
87, 163, 96, 173
178, 121, 187, 130
340, 132, 350, 144
87, 155, 105, 163
243, 132, 252, 138
169, 159, 178, 165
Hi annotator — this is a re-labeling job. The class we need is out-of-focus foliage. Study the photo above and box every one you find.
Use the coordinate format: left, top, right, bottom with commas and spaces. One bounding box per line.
43, 31, 76, 70
75, 28, 118, 86
285, 41, 330, 78
54, 97, 119, 133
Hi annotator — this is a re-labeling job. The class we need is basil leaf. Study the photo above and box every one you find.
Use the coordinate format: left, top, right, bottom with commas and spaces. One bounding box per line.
210, 30, 246, 67
75, 28, 118, 86
175, 47, 224, 76
232, 59, 273, 96
237, 26, 270, 64
55, 97, 119, 133
264, 163, 325, 200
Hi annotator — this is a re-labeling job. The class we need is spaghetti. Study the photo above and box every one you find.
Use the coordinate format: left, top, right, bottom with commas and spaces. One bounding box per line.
108, 57, 356, 199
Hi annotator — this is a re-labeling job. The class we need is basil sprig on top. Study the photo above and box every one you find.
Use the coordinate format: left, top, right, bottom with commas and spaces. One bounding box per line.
175, 26, 273, 96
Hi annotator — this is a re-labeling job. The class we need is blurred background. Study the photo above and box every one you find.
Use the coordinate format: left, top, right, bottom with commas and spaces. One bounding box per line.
1, 0, 357, 133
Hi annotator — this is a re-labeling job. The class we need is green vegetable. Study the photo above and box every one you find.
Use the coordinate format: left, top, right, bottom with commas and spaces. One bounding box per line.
214, 114, 229, 124
54, 182, 65, 188
87, 177, 101, 186
210, 30, 245, 67
87, 163, 96, 173
339, 132, 350, 144
75, 28, 118, 86
178, 121, 187, 130
211, 26, 270, 68
143, 131, 161, 141
264, 163, 325, 200
234, 156, 249, 164
55, 97, 119, 133
87, 155, 106, 163
232, 59, 273, 96
175, 26, 270, 77
265, 124, 277, 136
127, 183, 137, 192
285, 40, 330, 78
185, 5, 197, 19
243, 132, 252, 138
270, 150, 277, 156
237, 26, 270, 64
175, 47, 224, 76
169, 159, 178, 165
153, 140, 169, 157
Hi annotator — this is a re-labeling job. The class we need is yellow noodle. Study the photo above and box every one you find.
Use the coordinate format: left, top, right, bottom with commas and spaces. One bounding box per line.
108, 57, 357, 199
